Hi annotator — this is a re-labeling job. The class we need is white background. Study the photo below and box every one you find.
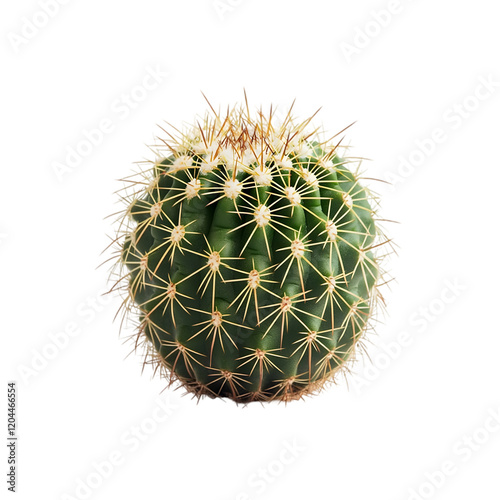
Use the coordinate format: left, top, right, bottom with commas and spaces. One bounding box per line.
2, 1, 500, 499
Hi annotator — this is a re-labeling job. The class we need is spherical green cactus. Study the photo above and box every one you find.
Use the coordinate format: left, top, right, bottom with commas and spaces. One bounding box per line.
111, 100, 389, 403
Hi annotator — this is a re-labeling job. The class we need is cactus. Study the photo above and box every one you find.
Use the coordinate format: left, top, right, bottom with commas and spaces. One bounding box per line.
110, 98, 389, 403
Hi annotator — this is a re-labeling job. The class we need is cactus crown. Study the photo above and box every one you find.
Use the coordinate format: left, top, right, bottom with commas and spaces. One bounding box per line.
109, 97, 390, 403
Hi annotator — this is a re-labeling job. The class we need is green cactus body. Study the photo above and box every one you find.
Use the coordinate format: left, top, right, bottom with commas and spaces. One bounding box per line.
115, 103, 386, 403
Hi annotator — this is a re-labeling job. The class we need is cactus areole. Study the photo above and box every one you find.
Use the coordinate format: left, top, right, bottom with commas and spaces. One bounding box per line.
112, 99, 388, 403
